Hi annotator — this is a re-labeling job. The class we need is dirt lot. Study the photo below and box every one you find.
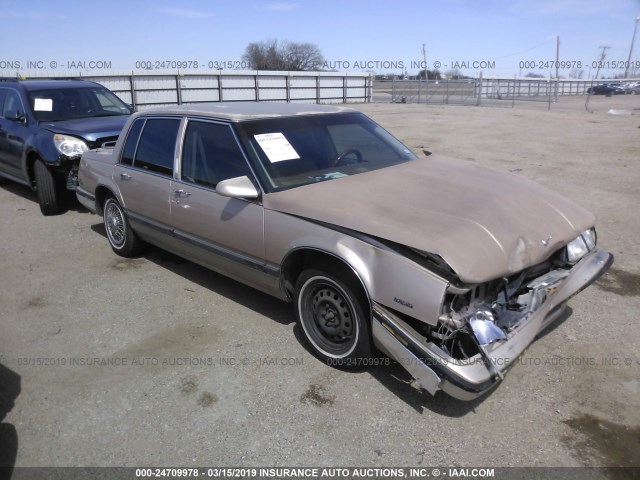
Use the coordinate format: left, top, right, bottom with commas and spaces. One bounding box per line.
1, 95, 639, 472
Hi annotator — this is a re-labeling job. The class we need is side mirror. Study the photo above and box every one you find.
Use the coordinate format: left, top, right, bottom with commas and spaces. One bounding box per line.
216, 176, 259, 200
5, 110, 26, 123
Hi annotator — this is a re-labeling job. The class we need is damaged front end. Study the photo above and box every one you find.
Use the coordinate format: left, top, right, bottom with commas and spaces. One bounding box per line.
372, 230, 613, 401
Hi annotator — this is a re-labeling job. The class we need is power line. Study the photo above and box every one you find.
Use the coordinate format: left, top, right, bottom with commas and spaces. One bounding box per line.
422, 38, 555, 61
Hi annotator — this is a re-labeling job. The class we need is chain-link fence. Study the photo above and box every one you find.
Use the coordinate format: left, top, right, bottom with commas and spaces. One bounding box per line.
373, 78, 479, 105
373, 76, 639, 109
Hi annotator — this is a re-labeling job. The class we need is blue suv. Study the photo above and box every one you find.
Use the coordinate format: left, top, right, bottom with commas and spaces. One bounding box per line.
0, 78, 132, 215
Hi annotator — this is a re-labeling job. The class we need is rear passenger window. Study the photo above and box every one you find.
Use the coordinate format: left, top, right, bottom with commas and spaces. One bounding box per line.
120, 119, 144, 166
133, 118, 180, 176
181, 121, 250, 188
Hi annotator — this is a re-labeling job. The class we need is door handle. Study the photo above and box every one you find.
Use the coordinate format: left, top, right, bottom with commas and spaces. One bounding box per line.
120, 173, 132, 180
174, 189, 191, 198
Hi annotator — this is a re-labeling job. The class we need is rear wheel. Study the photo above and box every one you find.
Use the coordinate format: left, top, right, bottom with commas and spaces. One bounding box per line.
34, 160, 61, 215
295, 268, 371, 364
103, 196, 144, 257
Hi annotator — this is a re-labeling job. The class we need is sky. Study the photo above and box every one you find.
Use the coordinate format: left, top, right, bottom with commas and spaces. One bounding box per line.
1, 0, 640, 79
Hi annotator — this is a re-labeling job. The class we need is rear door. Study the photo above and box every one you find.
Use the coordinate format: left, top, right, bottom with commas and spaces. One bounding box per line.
114, 117, 181, 242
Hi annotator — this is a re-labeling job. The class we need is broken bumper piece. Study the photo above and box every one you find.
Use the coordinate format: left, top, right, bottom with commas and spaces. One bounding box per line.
371, 248, 613, 401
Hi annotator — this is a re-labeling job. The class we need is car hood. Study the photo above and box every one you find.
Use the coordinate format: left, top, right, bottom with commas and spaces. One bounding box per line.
40, 115, 130, 143
263, 155, 595, 284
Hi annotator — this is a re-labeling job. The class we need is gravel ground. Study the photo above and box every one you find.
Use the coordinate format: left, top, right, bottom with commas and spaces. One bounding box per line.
0, 94, 639, 472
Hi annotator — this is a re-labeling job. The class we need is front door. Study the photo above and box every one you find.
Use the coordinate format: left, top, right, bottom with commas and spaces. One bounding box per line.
169, 119, 267, 289
0, 89, 28, 179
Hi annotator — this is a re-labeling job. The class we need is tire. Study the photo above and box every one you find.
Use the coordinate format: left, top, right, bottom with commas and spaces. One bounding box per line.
295, 268, 371, 364
34, 160, 61, 215
103, 196, 144, 257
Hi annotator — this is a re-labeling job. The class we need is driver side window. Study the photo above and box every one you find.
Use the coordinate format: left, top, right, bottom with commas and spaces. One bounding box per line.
2, 90, 23, 118
181, 121, 251, 189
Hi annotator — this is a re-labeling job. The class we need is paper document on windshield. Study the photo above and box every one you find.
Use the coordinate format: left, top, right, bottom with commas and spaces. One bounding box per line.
34, 98, 53, 112
254, 133, 300, 163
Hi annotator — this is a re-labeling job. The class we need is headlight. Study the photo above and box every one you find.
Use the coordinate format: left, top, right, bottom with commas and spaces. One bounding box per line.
54, 134, 88, 157
566, 227, 597, 263
581, 227, 597, 250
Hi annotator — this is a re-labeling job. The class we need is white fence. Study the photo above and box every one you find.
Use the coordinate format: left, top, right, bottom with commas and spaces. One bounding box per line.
2, 70, 372, 109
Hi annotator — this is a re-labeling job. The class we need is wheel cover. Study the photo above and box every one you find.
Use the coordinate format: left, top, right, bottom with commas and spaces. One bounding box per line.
299, 276, 359, 357
105, 202, 126, 247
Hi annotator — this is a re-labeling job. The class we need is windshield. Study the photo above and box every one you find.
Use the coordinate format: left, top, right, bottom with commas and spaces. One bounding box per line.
235, 112, 417, 192
28, 87, 132, 122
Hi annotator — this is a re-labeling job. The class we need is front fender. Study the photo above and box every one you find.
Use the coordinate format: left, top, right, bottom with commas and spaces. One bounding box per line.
26, 130, 66, 165
267, 210, 448, 324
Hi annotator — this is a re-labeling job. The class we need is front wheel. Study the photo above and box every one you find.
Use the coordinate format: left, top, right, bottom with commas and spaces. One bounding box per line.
103, 197, 144, 257
34, 160, 61, 215
295, 269, 371, 364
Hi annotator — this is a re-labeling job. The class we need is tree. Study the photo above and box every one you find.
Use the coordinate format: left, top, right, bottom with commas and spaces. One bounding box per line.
568, 68, 585, 79
417, 69, 442, 80
445, 68, 470, 80
525, 72, 545, 78
242, 39, 325, 71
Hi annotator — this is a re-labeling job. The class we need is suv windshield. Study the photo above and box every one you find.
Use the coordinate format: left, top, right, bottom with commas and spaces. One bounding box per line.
28, 87, 132, 122
236, 112, 417, 192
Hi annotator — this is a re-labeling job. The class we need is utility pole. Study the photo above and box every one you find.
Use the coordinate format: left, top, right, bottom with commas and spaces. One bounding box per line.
595, 46, 610, 79
422, 43, 428, 102
422, 43, 427, 78
624, 17, 640, 78
554, 35, 560, 102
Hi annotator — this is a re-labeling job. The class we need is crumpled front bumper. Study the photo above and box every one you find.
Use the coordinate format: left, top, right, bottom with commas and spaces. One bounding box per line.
371, 248, 614, 401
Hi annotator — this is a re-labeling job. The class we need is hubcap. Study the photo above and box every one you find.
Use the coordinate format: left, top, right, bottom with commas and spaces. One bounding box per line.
105, 202, 125, 247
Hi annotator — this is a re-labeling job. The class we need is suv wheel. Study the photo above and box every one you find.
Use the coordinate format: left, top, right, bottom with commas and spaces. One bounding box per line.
103, 197, 144, 257
34, 160, 61, 215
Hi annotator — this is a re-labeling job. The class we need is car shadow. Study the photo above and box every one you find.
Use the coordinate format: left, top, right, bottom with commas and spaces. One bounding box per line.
0, 182, 88, 215
367, 362, 495, 416
535, 305, 573, 341
89, 223, 293, 326
0, 362, 21, 480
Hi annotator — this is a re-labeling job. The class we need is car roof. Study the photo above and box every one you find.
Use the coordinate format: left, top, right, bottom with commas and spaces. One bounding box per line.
10, 79, 101, 91
135, 102, 359, 122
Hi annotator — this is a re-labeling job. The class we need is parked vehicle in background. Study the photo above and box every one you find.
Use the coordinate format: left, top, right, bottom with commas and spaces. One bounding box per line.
623, 81, 640, 94
586, 83, 626, 95
0, 78, 132, 215
77, 102, 613, 400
